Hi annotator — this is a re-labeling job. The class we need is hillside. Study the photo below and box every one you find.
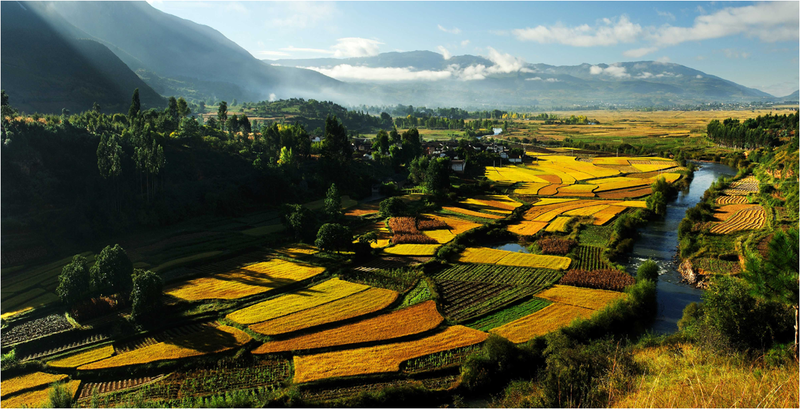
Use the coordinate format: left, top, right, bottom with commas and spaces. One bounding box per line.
0, 2, 164, 114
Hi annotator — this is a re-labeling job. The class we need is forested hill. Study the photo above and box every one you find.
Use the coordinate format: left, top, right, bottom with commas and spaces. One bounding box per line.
0, 2, 165, 114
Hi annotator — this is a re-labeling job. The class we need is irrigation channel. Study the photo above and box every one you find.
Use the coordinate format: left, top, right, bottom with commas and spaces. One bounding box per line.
625, 161, 737, 333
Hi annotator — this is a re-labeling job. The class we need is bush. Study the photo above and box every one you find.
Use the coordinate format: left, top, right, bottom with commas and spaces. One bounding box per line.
315, 223, 353, 253
636, 259, 659, 282
47, 382, 74, 408
130, 269, 163, 321
379, 196, 407, 218
90, 244, 133, 296
56, 255, 91, 305
461, 335, 541, 392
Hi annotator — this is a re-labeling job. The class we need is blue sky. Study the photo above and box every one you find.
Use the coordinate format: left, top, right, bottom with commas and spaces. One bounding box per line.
148, 1, 799, 96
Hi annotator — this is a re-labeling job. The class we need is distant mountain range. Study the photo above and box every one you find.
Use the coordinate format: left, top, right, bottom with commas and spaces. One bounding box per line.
2, 1, 796, 114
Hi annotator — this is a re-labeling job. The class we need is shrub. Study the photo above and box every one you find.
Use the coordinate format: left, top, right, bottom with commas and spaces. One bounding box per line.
379, 197, 407, 218
315, 223, 353, 253
461, 335, 541, 392
130, 269, 163, 321
57, 255, 91, 305
636, 259, 659, 282
47, 382, 74, 408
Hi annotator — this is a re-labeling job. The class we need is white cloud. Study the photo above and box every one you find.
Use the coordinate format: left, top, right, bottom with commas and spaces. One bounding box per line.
279, 46, 334, 54
623, 47, 659, 58
589, 64, 630, 78
485, 47, 529, 73
513, 15, 642, 47
650, 2, 799, 46
637, 72, 654, 79
257, 50, 291, 57
331, 38, 382, 58
269, 93, 277, 102
656, 56, 671, 63
224, 2, 247, 13
461, 40, 471, 47
526, 77, 560, 82
696, 75, 703, 79
437, 46, 452, 60
302, 65, 453, 82
438, 24, 461, 34
695, 55, 707, 61
268, 2, 337, 29
656, 10, 676, 21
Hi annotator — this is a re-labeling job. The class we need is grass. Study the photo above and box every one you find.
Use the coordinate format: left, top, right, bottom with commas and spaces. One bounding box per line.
78, 325, 250, 370
490, 303, 596, 343
248, 288, 399, 336
48, 345, 115, 369
164, 258, 325, 301
292, 325, 489, 383
226, 279, 369, 325
253, 300, 444, 354
466, 297, 552, 331
1, 372, 68, 397
399, 280, 433, 308
458, 247, 572, 270
535, 285, 628, 310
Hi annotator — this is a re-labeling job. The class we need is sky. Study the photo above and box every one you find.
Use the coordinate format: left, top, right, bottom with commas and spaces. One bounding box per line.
148, 1, 800, 96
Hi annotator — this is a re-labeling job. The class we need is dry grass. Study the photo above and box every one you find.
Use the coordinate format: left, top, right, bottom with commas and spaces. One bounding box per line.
164, 258, 325, 301
458, 247, 572, 270
1, 380, 80, 408
48, 345, 115, 369
613, 343, 799, 408
248, 288, 398, 336
491, 304, 596, 343
535, 285, 627, 310
226, 279, 369, 325
78, 325, 250, 370
1, 372, 68, 397
254, 301, 443, 354
382, 244, 440, 256
292, 325, 488, 383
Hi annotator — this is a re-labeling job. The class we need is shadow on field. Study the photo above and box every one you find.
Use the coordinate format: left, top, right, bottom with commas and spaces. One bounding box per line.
165, 325, 239, 352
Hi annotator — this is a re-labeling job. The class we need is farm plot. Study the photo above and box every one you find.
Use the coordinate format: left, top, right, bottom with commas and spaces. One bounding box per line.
514, 182, 550, 195
77, 374, 167, 399
558, 269, 635, 291
389, 217, 437, 244
23, 332, 111, 363
490, 304, 596, 343
253, 301, 443, 354
227, 279, 369, 325
574, 246, 611, 270
591, 206, 628, 225
729, 176, 759, 193
48, 345, 115, 369
1, 313, 73, 347
524, 200, 643, 223
441, 206, 505, 220
1, 372, 68, 397
271, 244, 318, 259
546, 216, 573, 232
692, 257, 742, 275
713, 204, 760, 221
596, 186, 653, 199
421, 213, 481, 235
292, 325, 489, 383
301, 375, 458, 403
248, 287, 398, 336
382, 244, 440, 256
715, 195, 749, 205
1, 379, 81, 409
78, 324, 251, 370
535, 285, 627, 310
458, 247, 572, 270
508, 221, 549, 236
165, 258, 325, 301
401, 345, 482, 374
433, 264, 563, 287
466, 298, 552, 331
461, 195, 522, 212
709, 206, 766, 234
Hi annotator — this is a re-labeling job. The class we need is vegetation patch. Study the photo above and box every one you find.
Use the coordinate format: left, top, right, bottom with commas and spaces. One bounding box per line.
48, 345, 115, 369
558, 269, 635, 291
1, 372, 69, 397
490, 303, 596, 343
466, 297, 552, 331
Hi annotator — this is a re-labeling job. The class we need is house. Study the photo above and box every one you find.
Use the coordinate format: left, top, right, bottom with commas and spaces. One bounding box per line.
508, 154, 523, 163
451, 160, 466, 173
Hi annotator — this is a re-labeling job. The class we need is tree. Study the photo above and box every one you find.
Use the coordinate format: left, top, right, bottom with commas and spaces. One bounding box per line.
239, 114, 251, 135
283, 204, 316, 242
379, 196, 407, 218
92, 102, 101, 114
177, 97, 191, 118
217, 101, 228, 131
56, 255, 90, 305
90, 244, 133, 296
646, 191, 667, 216
637, 259, 659, 282
47, 382, 74, 408
277, 146, 294, 167
324, 183, 342, 220
130, 269, 163, 320
323, 115, 351, 165
1, 90, 16, 118
742, 228, 799, 350
97, 135, 123, 179
315, 223, 353, 253
372, 130, 390, 154
128, 88, 141, 118
424, 157, 450, 198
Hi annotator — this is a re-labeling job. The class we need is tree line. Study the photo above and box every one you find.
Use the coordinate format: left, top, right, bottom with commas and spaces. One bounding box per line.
707, 113, 798, 149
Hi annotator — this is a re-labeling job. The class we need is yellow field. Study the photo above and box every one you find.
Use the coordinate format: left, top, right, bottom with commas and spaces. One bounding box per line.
442, 206, 505, 219
248, 288, 398, 336
592, 206, 628, 225
165, 258, 325, 301
514, 182, 549, 195
382, 244, 440, 256
1, 380, 80, 408
546, 216, 573, 233
491, 304, 596, 343
1, 372, 68, 397
535, 285, 627, 310
421, 214, 481, 235
533, 198, 577, 206
458, 247, 571, 270
564, 204, 610, 216
558, 184, 598, 193
226, 279, 369, 325
709, 206, 766, 234
423, 229, 457, 244
48, 345, 115, 369
254, 301, 443, 354
78, 325, 250, 370
292, 325, 489, 383
272, 244, 318, 258
485, 166, 551, 184
508, 221, 549, 236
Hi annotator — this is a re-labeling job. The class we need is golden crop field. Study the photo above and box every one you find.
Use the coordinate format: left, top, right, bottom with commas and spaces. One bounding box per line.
254, 300, 444, 354
713, 204, 760, 221
458, 247, 572, 270
1, 372, 68, 397
421, 213, 481, 235
715, 195, 750, 205
709, 206, 767, 234
1, 380, 81, 409
546, 216, 573, 233
592, 206, 628, 225
292, 325, 489, 383
423, 229, 457, 244
226, 279, 369, 325
248, 288, 398, 336
165, 258, 325, 301
78, 325, 250, 370
535, 285, 628, 310
490, 304, 596, 343
508, 221, 549, 236
564, 204, 610, 216
442, 206, 505, 219
48, 345, 115, 369
382, 244, 440, 256
514, 182, 549, 195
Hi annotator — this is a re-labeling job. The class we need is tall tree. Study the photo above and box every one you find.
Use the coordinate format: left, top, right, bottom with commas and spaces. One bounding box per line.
176, 97, 191, 118
128, 88, 141, 119
323, 115, 351, 166
56, 255, 90, 305
372, 130, 390, 154
315, 223, 353, 253
324, 183, 342, 220
90, 244, 133, 296
217, 101, 228, 131
130, 269, 163, 321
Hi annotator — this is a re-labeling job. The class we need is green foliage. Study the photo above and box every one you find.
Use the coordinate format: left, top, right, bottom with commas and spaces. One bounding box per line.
646, 190, 667, 216
424, 157, 451, 198
282, 204, 317, 242
372, 129, 390, 154
47, 382, 74, 408
217, 101, 228, 130
636, 259, 659, 282
90, 244, 133, 296
130, 269, 163, 321
323, 115, 351, 166
128, 88, 140, 118
1, 349, 17, 370
276, 146, 294, 167
97, 134, 123, 179
378, 196, 407, 218
314, 223, 353, 253
323, 183, 342, 221
742, 228, 799, 309
56, 255, 91, 305
461, 334, 541, 391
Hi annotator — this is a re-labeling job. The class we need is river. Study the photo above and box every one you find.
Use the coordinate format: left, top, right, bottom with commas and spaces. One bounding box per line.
624, 162, 738, 334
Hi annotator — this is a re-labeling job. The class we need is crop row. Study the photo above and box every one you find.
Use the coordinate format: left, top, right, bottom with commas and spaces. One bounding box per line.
78, 374, 167, 399
535, 285, 628, 310
573, 246, 610, 271
709, 206, 766, 234
715, 195, 749, 205
558, 269, 635, 291
436, 280, 535, 323
382, 244, 440, 256
508, 221, 549, 236
713, 204, 760, 222
392, 233, 438, 244
432, 264, 563, 288
346, 266, 420, 292
466, 297, 552, 331
24, 332, 110, 363
1, 372, 69, 398
441, 206, 505, 220
545, 216, 573, 233
254, 301, 443, 354
3, 379, 81, 409
491, 304, 596, 344
458, 247, 572, 270
301, 375, 458, 403
1, 313, 73, 347
400, 344, 481, 374
388, 217, 418, 234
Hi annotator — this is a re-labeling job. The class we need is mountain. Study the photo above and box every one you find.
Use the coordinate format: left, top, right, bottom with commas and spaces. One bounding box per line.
267, 50, 492, 71
39, 1, 344, 103
1, 1, 165, 114
777, 90, 799, 102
